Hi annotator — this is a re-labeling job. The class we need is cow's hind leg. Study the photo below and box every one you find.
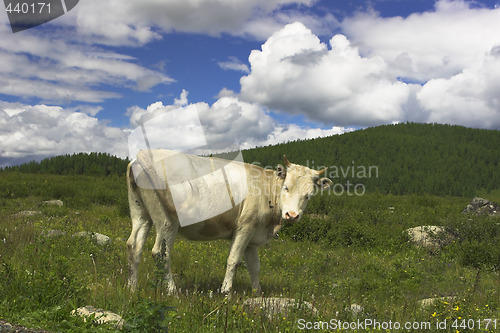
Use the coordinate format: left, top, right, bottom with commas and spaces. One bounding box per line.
152, 221, 178, 295
244, 246, 261, 293
127, 213, 152, 292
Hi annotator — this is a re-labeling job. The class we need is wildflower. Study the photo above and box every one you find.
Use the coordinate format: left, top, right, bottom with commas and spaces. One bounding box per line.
454, 306, 459, 311
432, 312, 437, 317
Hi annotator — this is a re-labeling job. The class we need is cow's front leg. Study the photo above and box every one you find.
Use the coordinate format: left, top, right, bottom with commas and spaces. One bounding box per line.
221, 231, 251, 293
244, 245, 261, 293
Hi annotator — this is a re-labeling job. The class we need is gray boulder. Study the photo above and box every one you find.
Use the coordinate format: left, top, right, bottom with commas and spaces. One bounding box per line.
13, 210, 42, 217
42, 229, 66, 238
42, 200, 64, 207
419, 296, 456, 309
462, 197, 500, 216
349, 303, 363, 315
71, 306, 124, 329
405, 226, 454, 250
242, 297, 318, 319
73, 231, 110, 245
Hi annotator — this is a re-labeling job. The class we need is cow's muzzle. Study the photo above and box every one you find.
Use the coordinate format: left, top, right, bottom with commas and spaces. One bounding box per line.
284, 211, 300, 222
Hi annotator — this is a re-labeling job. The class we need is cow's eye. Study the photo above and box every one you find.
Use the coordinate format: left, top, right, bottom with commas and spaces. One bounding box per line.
283, 185, 289, 191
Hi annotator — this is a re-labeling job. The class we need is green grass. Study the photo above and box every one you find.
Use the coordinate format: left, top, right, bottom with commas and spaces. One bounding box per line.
0, 172, 499, 332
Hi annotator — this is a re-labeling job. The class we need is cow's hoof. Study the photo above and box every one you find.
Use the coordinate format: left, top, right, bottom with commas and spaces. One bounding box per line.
167, 285, 178, 296
127, 282, 138, 293
220, 285, 232, 294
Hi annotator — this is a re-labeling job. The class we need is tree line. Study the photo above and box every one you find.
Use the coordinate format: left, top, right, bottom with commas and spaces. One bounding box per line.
1, 123, 499, 197
242, 122, 500, 197
1, 152, 129, 177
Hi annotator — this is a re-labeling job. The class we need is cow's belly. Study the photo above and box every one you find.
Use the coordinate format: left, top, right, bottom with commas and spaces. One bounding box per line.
177, 207, 239, 241
178, 220, 234, 241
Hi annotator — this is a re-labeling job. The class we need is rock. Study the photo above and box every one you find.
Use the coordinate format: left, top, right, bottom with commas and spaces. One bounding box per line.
349, 303, 363, 315
462, 197, 500, 216
418, 296, 456, 309
42, 229, 66, 238
242, 297, 318, 319
0, 319, 52, 332
42, 200, 64, 207
13, 210, 42, 217
405, 226, 454, 250
71, 306, 124, 329
73, 231, 110, 245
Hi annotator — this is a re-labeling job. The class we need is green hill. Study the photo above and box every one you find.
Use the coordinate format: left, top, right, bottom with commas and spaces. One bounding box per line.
242, 122, 500, 197
2, 123, 499, 197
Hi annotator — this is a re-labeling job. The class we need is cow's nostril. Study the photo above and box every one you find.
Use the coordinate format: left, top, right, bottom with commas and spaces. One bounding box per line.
285, 211, 299, 220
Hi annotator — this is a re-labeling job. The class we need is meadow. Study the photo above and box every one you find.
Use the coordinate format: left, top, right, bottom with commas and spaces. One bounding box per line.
0, 172, 499, 332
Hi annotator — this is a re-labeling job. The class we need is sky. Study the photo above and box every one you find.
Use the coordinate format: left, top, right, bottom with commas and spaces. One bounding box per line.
1, 0, 500, 167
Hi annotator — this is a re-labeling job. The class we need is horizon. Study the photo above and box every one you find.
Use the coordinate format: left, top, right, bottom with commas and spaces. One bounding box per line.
2, 121, 498, 169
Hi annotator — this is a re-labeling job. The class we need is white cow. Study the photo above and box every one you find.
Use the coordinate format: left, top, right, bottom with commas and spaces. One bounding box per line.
126, 149, 332, 294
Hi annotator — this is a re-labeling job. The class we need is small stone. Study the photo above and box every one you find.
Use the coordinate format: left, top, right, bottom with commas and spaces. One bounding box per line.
42, 200, 64, 207
73, 231, 110, 245
350, 303, 363, 315
71, 306, 124, 329
419, 296, 456, 309
43, 229, 66, 238
243, 297, 318, 319
13, 210, 42, 217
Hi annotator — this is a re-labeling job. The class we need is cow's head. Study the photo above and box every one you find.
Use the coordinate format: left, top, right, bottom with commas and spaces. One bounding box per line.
277, 155, 332, 222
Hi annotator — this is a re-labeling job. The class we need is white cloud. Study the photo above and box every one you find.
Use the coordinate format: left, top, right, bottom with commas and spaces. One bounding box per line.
75, 0, 327, 44
218, 57, 250, 73
262, 124, 353, 147
126, 90, 351, 158
0, 102, 128, 163
339, 0, 500, 129
0, 26, 172, 103
239, 22, 409, 127
342, 0, 500, 82
174, 89, 189, 106
237, 3, 500, 130
416, 47, 500, 128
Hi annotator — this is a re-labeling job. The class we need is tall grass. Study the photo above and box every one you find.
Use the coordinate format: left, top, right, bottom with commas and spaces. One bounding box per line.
0, 172, 499, 332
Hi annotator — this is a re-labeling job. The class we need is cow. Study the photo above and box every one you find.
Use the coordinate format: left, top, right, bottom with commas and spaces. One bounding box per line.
126, 149, 332, 294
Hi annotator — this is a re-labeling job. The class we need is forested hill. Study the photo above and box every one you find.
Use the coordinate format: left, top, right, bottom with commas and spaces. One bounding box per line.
242, 123, 500, 197
1, 123, 499, 197
1, 152, 129, 177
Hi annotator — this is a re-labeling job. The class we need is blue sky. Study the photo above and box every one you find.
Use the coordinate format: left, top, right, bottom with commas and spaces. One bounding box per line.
1, 0, 500, 166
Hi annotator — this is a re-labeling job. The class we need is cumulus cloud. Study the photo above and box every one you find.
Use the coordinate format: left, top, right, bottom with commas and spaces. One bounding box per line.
0, 101, 128, 166
416, 47, 500, 128
239, 22, 409, 127
342, 0, 500, 82
339, 0, 500, 129
126, 90, 351, 158
237, 3, 500, 130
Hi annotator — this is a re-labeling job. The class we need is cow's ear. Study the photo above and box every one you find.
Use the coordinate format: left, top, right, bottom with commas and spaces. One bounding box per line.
277, 164, 286, 179
315, 177, 332, 189
283, 155, 291, 167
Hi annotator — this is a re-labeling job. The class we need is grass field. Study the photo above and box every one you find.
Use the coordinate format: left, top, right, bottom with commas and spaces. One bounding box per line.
0, 172, 499, 332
